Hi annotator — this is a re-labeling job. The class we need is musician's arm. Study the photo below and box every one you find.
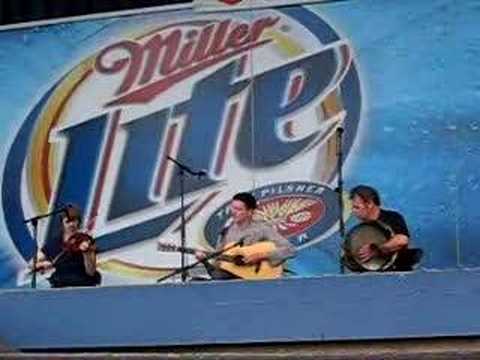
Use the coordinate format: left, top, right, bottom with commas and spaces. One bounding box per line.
380, 212, 410, 254
83, 249, 97, 276
78, 237, 97, 276
378, 234, 409, 254
360, 212, 410, 261
359, 233, 409, 263
30, 250, 53, 271
195, 235, 225, 261
260, 226, 296, 266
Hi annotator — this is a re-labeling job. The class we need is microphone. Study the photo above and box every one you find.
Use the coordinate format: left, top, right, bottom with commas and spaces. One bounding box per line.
166, 156, 208, 177
220, 217, 233, 237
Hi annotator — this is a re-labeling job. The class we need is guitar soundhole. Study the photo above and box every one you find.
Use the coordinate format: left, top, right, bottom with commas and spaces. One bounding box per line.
233, 256, 245, 266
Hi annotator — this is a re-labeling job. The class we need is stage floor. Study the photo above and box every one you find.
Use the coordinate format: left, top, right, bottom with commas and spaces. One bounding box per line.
1, 268, 479, 350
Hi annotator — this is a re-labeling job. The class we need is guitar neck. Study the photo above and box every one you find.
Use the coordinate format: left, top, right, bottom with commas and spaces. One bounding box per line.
160, 243, 239, 262
158, 243, 201, 256
173, 246, 198, 255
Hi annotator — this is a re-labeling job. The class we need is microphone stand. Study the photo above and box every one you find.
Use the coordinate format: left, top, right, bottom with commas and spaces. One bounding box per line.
24, 206, 67, 288
335, 126, 347, 274
166, 156, 206, 282
156, 238, 244, 283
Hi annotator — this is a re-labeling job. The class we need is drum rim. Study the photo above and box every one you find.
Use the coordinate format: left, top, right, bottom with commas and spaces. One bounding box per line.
343, 220, 395, 272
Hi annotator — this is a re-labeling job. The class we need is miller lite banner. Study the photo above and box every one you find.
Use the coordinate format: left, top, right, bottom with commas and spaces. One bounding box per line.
0, 0, 477, 287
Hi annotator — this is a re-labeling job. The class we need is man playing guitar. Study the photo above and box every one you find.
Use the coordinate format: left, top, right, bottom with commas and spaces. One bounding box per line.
195, 192, 296, 280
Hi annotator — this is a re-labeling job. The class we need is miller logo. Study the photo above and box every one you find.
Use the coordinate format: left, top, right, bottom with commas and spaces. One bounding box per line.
2, 6, 361, 282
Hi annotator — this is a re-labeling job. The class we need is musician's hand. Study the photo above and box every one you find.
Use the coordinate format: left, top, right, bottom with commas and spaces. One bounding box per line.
195, 251, 208, 261
78, 240, 91, 252
31, 260, 53, 272
243, 252, 268, 264
358, 244, 378, 263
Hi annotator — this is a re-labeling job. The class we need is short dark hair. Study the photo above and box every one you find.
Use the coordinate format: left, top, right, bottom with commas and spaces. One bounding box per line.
349, 185, 381, 206
232, 192, 257, 210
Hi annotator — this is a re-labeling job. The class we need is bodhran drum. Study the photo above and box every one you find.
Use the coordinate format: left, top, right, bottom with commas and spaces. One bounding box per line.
342, 221, 397, 272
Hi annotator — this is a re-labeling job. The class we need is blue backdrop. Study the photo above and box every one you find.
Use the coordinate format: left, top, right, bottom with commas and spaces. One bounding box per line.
0, 0, 478, 288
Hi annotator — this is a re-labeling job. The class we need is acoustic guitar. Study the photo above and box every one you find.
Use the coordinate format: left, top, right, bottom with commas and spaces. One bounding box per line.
157, 241, 283, 280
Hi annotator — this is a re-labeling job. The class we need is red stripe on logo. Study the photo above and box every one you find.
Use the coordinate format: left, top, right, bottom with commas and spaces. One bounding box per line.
219, 0, 244, 5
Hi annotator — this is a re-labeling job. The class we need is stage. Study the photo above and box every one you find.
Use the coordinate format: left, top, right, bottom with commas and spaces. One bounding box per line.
1, 269, 479, 351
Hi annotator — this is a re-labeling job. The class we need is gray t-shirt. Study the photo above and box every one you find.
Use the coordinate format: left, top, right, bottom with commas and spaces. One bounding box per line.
217, 220, 296, 266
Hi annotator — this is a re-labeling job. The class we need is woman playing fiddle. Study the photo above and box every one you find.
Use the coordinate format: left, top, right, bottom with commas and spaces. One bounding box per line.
32, 205, 101, 288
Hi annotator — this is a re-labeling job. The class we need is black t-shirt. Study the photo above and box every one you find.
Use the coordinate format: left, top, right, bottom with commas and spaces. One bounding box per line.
378, 209, 410, 238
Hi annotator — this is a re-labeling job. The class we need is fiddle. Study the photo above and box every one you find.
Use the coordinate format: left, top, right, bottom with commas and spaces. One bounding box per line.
63, 232, 95, 253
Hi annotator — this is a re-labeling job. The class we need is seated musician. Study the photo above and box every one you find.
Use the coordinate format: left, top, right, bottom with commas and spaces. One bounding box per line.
31, 206, 101, 287
344, 185, 420, 272
196, 192, 296, 280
